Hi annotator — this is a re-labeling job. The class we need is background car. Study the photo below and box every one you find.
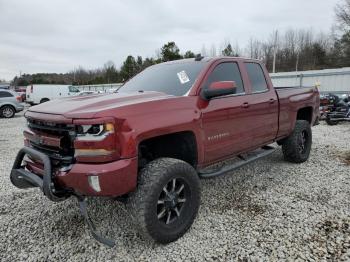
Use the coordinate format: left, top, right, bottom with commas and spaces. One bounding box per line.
0, 90, 24, 118
26, 84, 80, 105
15, 87, 27, 102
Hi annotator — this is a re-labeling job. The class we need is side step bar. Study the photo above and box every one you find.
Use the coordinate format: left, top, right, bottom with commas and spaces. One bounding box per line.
198, 146, 276, 178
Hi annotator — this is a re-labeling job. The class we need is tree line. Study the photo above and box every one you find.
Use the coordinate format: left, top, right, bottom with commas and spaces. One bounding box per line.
11, 0, 350, 86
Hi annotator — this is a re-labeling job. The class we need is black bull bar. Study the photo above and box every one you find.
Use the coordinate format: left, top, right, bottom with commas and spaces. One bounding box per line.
10, 146, 67, 201
10, 146, 115, 247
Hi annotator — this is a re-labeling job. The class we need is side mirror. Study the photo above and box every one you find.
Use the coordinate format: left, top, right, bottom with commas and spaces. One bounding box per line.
202, 81, 237, 100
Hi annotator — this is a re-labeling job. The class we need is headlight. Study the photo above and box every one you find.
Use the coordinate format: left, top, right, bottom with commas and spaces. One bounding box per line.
76, 123, 114, 137
76, 124, 104, 136
73, 119, 118, 163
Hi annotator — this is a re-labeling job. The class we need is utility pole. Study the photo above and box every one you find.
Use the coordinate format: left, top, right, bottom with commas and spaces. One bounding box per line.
295, 51, 300, 72
272, 30, 278, 73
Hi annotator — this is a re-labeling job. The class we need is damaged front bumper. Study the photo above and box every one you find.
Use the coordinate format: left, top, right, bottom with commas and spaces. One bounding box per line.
10, 146, 137, 247
11, 146, 68, 201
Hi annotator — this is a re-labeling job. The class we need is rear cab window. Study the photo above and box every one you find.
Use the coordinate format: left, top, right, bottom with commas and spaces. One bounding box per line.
204, 62, 244, 95
245, 63, 268, 93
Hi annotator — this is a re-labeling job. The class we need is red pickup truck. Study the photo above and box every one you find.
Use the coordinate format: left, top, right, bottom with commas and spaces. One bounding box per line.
11, 57, 319, 247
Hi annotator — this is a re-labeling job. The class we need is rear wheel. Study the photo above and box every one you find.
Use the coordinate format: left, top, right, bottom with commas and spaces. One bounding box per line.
128, 158, 200, 244
282, 120, 312, 163
40, 98, 50, 103
1, 105, 15, 118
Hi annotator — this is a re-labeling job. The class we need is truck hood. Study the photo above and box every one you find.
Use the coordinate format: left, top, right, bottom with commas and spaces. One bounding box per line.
27, 91, 174, 119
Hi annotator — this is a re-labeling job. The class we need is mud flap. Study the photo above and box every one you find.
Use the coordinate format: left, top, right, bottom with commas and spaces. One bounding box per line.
77, 197, 115, 248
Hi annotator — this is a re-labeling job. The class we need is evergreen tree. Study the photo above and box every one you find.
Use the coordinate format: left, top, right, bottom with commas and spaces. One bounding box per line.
142, 57, 156, 69
184, 50, 195, 58
120, 55, 139, 81
136, 56, 143, 72
221, 44, 237, 56
160, 42, 183, 61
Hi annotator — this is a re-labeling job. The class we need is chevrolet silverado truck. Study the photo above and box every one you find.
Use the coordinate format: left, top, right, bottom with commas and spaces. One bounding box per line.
10, 57, 320, 247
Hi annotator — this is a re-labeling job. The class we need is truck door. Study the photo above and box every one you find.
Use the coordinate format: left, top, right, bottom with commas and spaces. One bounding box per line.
242, 62, 279, 146
59, 86, 66, 97
200, 61, 251, 164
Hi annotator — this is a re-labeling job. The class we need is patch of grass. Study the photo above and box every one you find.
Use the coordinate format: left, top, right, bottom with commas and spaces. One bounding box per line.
342, 151, 350, 165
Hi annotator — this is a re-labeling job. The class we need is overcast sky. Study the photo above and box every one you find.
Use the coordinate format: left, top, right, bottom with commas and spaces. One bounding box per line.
0, 0, 340, 81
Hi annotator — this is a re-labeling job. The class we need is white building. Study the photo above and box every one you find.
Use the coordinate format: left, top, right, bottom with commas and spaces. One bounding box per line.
270, 67, 350, 94
75, 83, 123, 93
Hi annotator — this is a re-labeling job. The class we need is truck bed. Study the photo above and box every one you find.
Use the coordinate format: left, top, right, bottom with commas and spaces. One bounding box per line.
275, 86, 320, 139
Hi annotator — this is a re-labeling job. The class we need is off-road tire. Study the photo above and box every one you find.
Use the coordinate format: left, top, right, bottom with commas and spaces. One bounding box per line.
282, 120, 312, 163
0, 105, 15, 118
128, 158, 200, 244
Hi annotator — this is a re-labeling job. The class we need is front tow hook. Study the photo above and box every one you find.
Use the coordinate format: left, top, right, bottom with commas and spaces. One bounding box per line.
76, 196, 115, 248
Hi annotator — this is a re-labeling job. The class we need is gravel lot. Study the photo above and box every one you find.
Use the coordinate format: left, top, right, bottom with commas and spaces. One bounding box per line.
0, 112, 349, 261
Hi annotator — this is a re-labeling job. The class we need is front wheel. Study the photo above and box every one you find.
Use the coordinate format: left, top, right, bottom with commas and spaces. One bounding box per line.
128, 158, 200, 244
282, 120, 312, 163
1, 105, 15, 118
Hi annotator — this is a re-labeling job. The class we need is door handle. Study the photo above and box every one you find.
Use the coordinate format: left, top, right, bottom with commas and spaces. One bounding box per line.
241, 102, 249, 108
269, 98, 275, 104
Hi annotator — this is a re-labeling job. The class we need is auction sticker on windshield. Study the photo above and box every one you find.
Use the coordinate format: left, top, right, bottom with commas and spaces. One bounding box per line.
177, 71, 190, 84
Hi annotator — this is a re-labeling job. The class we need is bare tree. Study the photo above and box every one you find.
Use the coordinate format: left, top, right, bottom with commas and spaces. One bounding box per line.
209, 44, 217, 57
155, 48, 162, 60
201, 44, 208, 56
335, 0, 350, 29
272, 30, 279, 73
247, 38, 264, 60
233, 42, 241, 56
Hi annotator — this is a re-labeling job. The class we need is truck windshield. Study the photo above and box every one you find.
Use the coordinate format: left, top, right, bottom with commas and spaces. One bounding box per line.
118, 61, 206, 96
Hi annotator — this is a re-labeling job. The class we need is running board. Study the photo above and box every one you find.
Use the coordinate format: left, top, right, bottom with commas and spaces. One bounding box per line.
198, 146, 276, 178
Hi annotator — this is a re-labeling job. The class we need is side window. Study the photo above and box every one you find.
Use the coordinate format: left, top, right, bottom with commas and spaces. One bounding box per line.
205, 62, 244, 94
245, 63, 268, 92
0, 91, 13, 98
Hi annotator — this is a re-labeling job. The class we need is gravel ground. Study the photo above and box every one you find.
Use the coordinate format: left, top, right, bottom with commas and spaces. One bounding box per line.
0, 112, 349, 261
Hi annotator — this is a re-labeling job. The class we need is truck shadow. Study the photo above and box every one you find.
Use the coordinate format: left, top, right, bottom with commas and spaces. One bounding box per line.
50, 197, 138, 245
42, 149, 324, 249
46, 151, 284, 248
199, 151, 282, 218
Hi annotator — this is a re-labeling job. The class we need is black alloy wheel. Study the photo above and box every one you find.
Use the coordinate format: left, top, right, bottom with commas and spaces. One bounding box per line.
157, 177, 188, 225
128, 158, 201, 244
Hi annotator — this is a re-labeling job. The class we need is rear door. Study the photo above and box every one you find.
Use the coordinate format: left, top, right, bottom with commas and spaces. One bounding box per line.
37, 85, 51, 103
242, 62, 279, 146
26, 85, 32, 102
52, 85, 62, 99
0, 90, 14, 107
55, 86, 62, 98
